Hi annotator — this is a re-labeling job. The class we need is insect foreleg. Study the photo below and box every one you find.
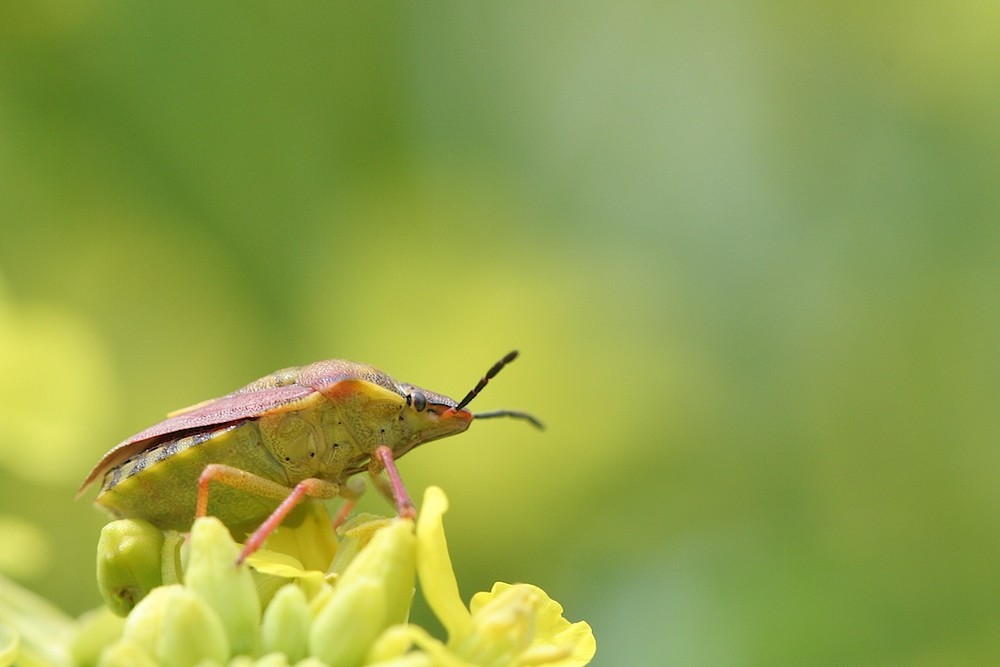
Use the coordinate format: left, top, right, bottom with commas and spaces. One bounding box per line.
369, 446, 416, 519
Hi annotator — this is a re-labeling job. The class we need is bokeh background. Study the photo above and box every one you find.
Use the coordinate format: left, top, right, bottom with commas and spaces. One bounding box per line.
2, 2, 999, 664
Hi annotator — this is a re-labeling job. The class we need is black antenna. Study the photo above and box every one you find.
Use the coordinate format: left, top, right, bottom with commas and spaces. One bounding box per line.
454, 351, 544, 430
455, 350, 519, 410
473, 409, 544, 430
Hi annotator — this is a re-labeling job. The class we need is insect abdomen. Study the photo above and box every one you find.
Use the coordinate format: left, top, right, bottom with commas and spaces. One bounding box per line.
96, 422, 288, 532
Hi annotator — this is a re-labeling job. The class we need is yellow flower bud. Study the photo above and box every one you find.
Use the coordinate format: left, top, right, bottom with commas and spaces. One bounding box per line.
122, 584, 229, 667
260, 584, 310, 662
184, 517, 261, 657
96, 519, 165, 616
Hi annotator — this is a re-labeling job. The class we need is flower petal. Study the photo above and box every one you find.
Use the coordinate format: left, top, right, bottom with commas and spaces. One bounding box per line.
415, 487, 473, 641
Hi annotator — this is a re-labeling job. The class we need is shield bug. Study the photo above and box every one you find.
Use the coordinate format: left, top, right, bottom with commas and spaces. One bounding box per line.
79, 351, 541, 562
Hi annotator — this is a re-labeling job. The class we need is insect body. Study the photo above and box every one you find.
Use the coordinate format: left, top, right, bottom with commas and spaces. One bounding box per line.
79, 352, 540, 560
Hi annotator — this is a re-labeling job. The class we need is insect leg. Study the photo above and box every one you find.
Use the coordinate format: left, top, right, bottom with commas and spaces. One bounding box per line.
369, 446, 416, 519
196, 464, 295, 518
195, 464, 340, 563
331, 477, 366, 530
238, 477, 340, 564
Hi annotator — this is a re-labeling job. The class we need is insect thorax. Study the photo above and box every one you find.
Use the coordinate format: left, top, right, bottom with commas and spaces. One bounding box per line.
255, 387, 416, 484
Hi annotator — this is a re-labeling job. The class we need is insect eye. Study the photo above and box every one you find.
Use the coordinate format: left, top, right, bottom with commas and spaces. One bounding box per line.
412, 392, 427, 412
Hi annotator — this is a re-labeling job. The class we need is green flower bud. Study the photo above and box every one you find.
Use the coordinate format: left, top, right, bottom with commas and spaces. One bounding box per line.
326, 515, 392, 578
260, 584, 310, 663
384, 656, 435, 667
308, 517, 419, 665
184, 517, 261, 657
292, 659, 329, 667
96, 519, 165, 616
308, 576, 385, 667
122, 584, 229, 667
245, 653, 292, 667
96, 638, 159, 667
336, 519, 416, 627
71, 606, 125, 667
365, 624, 426, 665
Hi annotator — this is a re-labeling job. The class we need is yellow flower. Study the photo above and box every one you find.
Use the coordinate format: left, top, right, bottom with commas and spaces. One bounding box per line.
3, 487, 593, 666
368, 487, 596, 667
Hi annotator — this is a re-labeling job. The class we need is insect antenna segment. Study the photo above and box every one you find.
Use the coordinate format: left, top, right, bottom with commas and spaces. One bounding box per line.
455, 350, 520, 410
473, 409, 544, 430
454, 350, 544, 429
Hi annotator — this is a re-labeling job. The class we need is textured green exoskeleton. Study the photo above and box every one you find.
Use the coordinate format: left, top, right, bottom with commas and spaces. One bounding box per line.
79, 352, 540, 560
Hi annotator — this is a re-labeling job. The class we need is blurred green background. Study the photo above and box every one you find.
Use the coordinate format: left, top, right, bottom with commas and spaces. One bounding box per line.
2, 2, 999, 664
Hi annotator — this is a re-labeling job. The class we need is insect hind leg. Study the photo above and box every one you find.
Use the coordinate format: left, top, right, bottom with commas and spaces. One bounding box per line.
331, 477, 366, 530
195, 464, 340, 563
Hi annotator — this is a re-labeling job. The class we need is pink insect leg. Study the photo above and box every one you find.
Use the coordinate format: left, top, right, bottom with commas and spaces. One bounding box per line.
330, 477, 366, 530
195, 463, 340, 564
372, 445, 416, 519
237, 478, 336, 564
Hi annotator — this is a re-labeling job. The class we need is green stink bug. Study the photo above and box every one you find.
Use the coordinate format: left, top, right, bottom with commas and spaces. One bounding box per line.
79, 351, 540, 561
